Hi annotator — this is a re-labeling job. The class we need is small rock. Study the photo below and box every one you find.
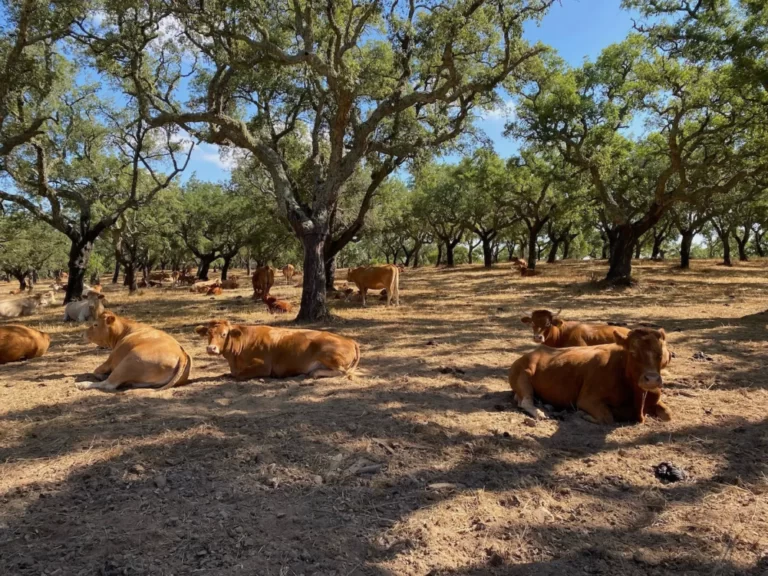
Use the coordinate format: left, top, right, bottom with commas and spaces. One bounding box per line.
532, 506, 555, 524
692, 351, 714, 362
196, 549, 208, 557
523, 418, 537, 428
487, 549, 505, 567
312, 475, 324, 485
129, 464, 145, 474
425, 340, 436, 346
654, 462, 687, 483
633, 550, 660, 566
214, 398, 231, 406
154, 474, 167, 489
276, 511, 286, 519
267, 477, 280, 489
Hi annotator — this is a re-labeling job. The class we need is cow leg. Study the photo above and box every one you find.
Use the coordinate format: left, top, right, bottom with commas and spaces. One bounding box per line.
308, 368, 345, 379
518, 396, 546, 420
233, 361, 271, 380
361, 289, 367, 307
576, 398, 614, 425
92, 359, 113, 379
647, 400, 672, 421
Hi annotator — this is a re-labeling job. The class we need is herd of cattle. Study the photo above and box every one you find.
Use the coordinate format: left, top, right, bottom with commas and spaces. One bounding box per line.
0, 263, 674, 425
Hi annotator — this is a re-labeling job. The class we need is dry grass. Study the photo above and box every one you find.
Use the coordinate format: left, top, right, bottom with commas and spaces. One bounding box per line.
1, 260, 767, 576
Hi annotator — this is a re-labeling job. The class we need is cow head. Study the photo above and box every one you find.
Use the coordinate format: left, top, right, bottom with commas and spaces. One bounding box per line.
195, 320, 242, 356
86, 311, 120, 348
520, 309, 563, 343
615, 328, 666, 391
86, 291, 107, 316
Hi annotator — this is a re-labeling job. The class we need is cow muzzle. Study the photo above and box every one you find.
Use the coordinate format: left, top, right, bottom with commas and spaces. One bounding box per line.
206, 345, 221, 355
639, 371, 662, 391
533, 334, 545, 344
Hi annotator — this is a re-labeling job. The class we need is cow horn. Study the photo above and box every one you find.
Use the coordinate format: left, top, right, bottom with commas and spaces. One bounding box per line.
552, 308, 562, 318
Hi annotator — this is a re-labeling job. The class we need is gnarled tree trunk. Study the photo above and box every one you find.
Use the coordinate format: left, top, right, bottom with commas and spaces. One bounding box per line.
297, 232, 329, 322
679, 230, 694, 269
64, 239, 94, 304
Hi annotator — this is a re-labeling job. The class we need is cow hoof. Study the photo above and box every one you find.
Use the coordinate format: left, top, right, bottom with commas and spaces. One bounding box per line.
75, 381, 94, 390
532, 408, 547, 420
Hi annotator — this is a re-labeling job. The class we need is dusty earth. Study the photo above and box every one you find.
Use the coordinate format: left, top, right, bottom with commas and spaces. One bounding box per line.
1, 260, 767, 576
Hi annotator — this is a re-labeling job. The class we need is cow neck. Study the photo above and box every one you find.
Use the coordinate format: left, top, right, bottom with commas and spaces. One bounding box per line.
108, 318, 139, 349
223, 326, 244, 358
544, 324, 564, 347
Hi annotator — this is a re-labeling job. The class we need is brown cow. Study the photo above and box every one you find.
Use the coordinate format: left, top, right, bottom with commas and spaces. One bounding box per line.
252, 266, 275, 300
509, 328, 671, 424
220, 276, 239, 290
76, 311, 191, 392
265, 296, 292, 314
520, 309, 672, 368
207, 286, 223, 296
0, 325, 51, 364
195, 320, 360, 380
347, 265, 400, 307
281, 265, 295, 285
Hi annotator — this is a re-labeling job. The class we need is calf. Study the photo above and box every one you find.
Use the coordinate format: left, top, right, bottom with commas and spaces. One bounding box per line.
347, 265, 400, 307
0, 325, 51, 364
0, 292, 55, 318
281, 265, 295, 285
220, 276, 239, 290
207, 285, 223, 296
509, 328, 671, 424
76, 312, 191, 392
195, 320, 360, 380
64, 291, 107, 322
265, 296, 292, 314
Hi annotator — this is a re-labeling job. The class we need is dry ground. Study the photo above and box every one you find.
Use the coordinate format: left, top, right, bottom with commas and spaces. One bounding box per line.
1, 260, 767, 576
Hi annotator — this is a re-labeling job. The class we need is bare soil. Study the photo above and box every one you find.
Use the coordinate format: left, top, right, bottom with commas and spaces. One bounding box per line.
1, 260, 767, 576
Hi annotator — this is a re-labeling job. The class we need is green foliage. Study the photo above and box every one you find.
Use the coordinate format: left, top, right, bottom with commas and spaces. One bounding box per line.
0, 209, 68, 278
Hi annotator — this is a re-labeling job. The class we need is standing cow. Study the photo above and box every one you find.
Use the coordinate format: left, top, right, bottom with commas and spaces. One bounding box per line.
281, 264, 295, 285
347, 265, 400, 307
252, 266, 275, 300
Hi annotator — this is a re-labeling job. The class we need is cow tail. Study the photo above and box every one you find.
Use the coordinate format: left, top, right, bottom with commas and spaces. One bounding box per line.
160, 349, 192, 390
346, 341, 361, 377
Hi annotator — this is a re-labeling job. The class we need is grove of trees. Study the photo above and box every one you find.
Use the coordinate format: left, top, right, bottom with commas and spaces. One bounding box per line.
0, 0, 766, 315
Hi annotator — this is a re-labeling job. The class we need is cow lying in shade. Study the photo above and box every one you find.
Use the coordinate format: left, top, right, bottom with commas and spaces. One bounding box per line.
76, 312, 191, 391
0, 325, 51, 364
0, 292, 55, 318
64, 291, 106, 322
265, 296, 292, 314
509, 328, 671, 424
195, 320, 360, 380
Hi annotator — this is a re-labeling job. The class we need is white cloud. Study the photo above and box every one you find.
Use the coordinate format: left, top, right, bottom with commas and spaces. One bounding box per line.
478, 100, 516, 122
196, 143, 249, 171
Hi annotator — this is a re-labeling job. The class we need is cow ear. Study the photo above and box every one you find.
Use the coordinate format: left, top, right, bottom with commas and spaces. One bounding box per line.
194, 325, 207, 337
614, 331, 629, 347
521, 316, 532, 325
552, 318, 564, 327
657, 328, 666, 341
98, 293, 106, 300
229, 328, 242, 339
104, 314, 116, 325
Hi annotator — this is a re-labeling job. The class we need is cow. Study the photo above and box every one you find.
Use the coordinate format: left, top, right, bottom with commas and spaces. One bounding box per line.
64, 291, 107, 322
195, 320, 360, 380
0, 325, 51, 364
252, 266, 275, 300
148, 271, 174, 285
509, 327, 671, 424
191, 280, 219, 293
0, 292, 55, 318
511, 257, 527, 270
265, 296, 292, 314
347, 265, 400, 307
75, 311, 192, 392
520, 309, 673, 368
220, 276, 239, 290
207, 285, 223, 296
281, 265, 295, 285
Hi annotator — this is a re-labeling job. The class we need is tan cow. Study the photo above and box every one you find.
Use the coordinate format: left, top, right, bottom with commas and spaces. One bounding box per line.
75, 311, 191, 392
0, 325, 51, 364
347, 265, 400, 307
64, 291, 107, 322
190, 279, 219, 293
520, 309, 672, 368
509, 328, 671, 424
0, 292, 55, 318
252, 266, 275, 300
195, 320, 360, 380
220, 276, 240, 290
281, 265, 295, 285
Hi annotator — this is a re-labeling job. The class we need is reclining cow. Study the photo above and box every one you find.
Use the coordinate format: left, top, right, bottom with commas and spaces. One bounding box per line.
0, 325, 51, 364
509, 327, 671, 424
76, 311, 191, 392
195, 320, 359, 380
64, 291, 106, 322
0, 292, 55, 318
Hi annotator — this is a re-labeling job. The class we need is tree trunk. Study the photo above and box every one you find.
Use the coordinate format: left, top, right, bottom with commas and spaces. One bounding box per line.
445, 241, 456, 267
680, 230, 694, 269
64, 239, 93, 304
197, 257, 213, 280
527, 229, 538, 270
601, 241, 608, 259
111, 259, 120, 284
12, 273, 27, 290
482, 237, 494, 268
547, 240, 560, 264
412, 242, 422, 268
297, 233, 329, 322
735, 236, 749, 261
124, 264, 138, 294
605, 226, 636, 285
325, 255, 336, 291
651, 237, 663, 260
246, 249, 251, 276
221, 256, 232, 280
722, 237, 732, 266
754, 231, 765, 257
436, 244, 442, 267
562, 239, 571, 260
493, 241, 501, 263
506, 242, 516, 261
467, 239, 476, 264
634, 242, 641, 259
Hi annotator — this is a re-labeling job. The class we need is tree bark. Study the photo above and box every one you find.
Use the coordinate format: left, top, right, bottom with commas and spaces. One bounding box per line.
245, 248, 251, 276
221, 256, 232, 280
754, 230, 765, 257
467, 239, 477, 264
547, 240, 560, 264
297, 233, 329, 322
12, 272, 28, 291
605, 226, 637, 285
634, 242, 641, 259
734, 232, 750, 261
412, 242, 422, 268
722, 238, 732, 266
124, 264, 138, 294
325, 255, 336, 291
445, 240, 458, 267
527, 228, 539, 270
64, 239, 93, 304
481, 236, 494, 268
680, 230, 694, 269
197, 257, 213, 280
562, 239, 572, 260
436, 244, 442, 267
111, 259, 120, 284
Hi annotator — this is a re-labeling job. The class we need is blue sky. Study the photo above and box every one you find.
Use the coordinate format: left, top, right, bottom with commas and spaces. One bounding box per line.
186, 0, 637, 183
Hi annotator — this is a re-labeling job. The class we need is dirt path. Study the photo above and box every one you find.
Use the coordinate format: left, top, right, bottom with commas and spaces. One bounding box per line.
1, 261, 766, 575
